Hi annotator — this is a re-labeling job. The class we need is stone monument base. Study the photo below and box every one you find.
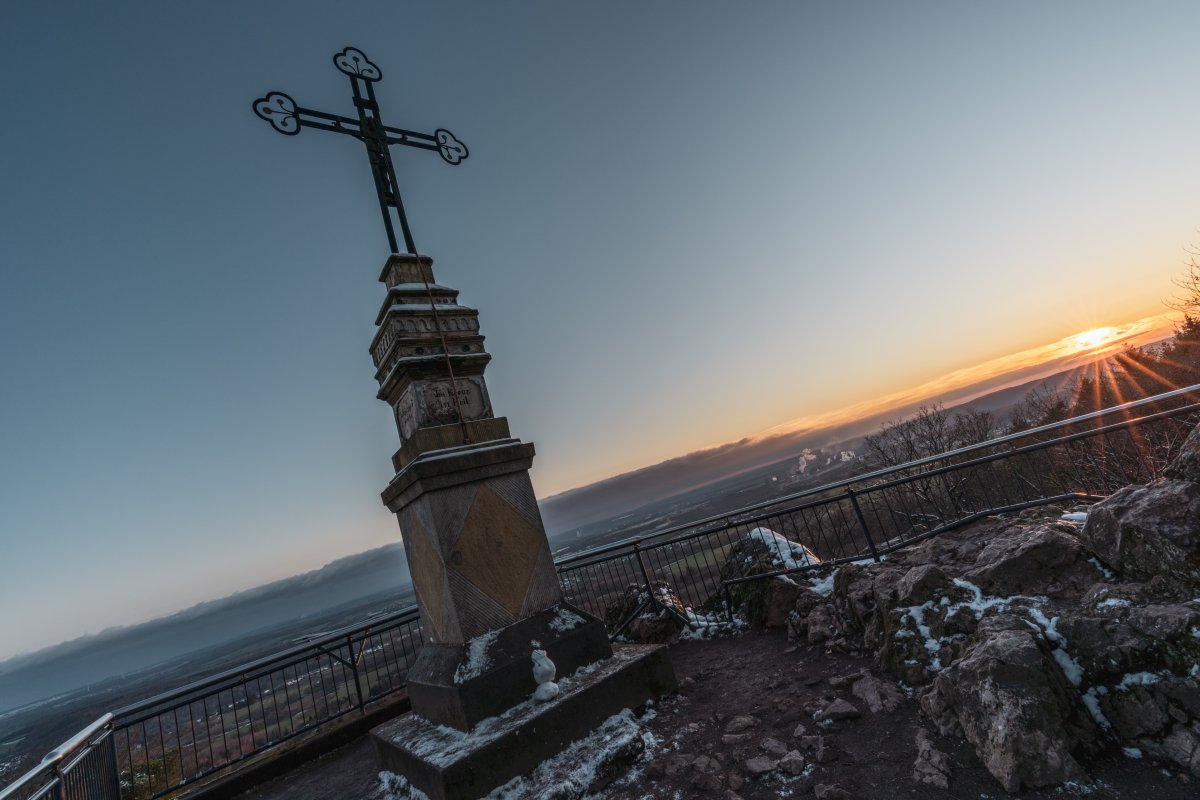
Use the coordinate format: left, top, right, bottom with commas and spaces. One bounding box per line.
372, 644, 676, 800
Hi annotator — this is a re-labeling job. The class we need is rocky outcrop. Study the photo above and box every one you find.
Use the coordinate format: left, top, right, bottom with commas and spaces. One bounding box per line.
1081, 480, 1200, 590
706, 468, 1200, 792
919, 615, 1097, 792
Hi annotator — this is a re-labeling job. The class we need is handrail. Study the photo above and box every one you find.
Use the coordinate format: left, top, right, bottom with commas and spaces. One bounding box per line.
113, 606, 420, 718
0, 713, 113, 800
554, 382, 1200, 566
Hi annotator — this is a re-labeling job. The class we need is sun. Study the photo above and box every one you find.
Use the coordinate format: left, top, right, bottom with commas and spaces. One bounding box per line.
1071, 326, 1120, 351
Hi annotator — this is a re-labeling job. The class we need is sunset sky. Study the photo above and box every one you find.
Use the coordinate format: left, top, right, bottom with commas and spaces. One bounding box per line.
2, 1, 1199, 658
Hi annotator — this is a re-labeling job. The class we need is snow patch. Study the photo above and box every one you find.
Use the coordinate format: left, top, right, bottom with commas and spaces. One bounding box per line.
1060, 512, 1088, 523
1081, 688, 1111, 730
548, 607, 586, 634
808, 570, 837, 597
747, 527, 821, 570
1116, 672, 1164, 691
454, 629, 500, 684
1097, 598, 1131, 608
1122, 746, 1143, 759
1088, 558, 1116, 580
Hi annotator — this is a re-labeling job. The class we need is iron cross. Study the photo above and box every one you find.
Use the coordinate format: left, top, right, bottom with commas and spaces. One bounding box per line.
253, 47, 468, 255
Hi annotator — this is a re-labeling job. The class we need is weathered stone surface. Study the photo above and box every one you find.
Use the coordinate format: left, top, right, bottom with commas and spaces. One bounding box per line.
962, 524, 1104, 599
851, 672, 905, 714
1081, 480, 1200, 588
760, 737, 788, 757
779, 750, 806, 775
1164, 423, 1200, 482
814, 698, 860, 721
603, 582, 687, 643
912, 729, 950, 788
724, 714, 759, 733
895, 564, 950, 607
813, 784, 849, 799
741, 755, 777, 775
919, 616, 1096, 792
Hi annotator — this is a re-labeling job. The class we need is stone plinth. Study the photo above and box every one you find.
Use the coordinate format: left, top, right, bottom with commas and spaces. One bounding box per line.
372, 644, 677, 800
406, 602, 611, 731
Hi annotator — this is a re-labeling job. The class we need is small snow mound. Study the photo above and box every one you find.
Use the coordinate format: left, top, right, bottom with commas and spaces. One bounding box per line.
808, 570, 837, 597
1122, 746, 1143, 759
1060, 512, 1088, 523
747, 527, 821, 570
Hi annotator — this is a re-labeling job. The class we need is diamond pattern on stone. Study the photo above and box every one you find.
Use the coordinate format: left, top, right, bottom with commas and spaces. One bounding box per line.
403, 514, 447, 641
449, 484, 544, 616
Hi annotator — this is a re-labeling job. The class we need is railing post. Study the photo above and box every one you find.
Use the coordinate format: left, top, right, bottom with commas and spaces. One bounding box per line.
104, 726, 122, 800
347, 635, 366, 714
846, 488, 881, 563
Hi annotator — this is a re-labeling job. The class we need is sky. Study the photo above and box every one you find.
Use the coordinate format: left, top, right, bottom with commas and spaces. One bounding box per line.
2, 1, 1198, 659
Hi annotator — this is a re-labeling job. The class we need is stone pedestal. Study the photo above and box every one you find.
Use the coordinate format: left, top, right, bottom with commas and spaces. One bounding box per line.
368, 253, 675, 792
372, 644, 676, 800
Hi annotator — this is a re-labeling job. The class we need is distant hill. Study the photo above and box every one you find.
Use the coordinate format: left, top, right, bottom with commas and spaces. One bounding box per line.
0, 543, 413, 714
539, 364, 1091, 536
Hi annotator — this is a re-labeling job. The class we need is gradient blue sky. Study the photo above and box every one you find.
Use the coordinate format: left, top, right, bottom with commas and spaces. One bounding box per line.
2, 1, 1198, 658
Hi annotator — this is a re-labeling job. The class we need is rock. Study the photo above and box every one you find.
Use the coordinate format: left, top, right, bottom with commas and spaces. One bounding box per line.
662, 753, 692, 778
691, 772, 723, 792
727, 771, 744, 791
603, 581, 688, 642
1162, 726, 1199, 769
721, 733, 751, 745
760, 737, 788, 757
798, 735, 823, 751
791, 722, 808, 738
725, 791, 744, 800
814, 698, 860, 721
912, 728, 951, 789
1081, 480, 1200, 589
691, 755, 718, 773
919, 615, 1096, 792
962, 523, 1104, 599
1164, 424, 1200, 482
779, 750, 806, 775
806, 604, 838, 644
814, 784, 849, 799
895, 564, 950, 606
852, 672, 905, 713
725, 714, 759, 733
742, 755, 778, 776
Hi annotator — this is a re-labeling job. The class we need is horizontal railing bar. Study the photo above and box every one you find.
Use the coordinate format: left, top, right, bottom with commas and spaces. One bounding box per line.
0, 714, 112, 800
112, 609, 419, 719
719, 492, 1104, 587
554, 382, 1200, 566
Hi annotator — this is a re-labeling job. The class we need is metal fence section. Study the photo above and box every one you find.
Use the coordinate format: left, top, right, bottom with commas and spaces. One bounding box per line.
0, 715, 120, 800
6, 384, 1200, 800
109, 608, 422, 800
557, 385, 1200, 625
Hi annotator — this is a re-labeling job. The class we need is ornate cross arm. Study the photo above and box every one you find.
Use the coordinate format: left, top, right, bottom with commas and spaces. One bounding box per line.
251, 47, 468, 254
252, 93, 468, 165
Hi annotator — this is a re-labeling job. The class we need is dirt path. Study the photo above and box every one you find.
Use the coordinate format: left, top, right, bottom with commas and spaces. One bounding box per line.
234, 629, 1197, 799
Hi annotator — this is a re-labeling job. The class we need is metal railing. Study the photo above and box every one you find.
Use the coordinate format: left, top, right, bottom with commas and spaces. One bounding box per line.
6, 384, 1199, 800
556, 384, 1200, 624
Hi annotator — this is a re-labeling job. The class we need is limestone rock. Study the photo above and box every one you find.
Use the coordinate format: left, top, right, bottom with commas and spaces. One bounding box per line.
919, 615, 1096, 792
852, 671, 905, 713
779, 750, 806, 775
741, 755, 778, 776
724, 714, 759, 733
760, 737, 788, 757
962, 523, 1104, 599
1081, 480, 1200, 589
814, 698, 860, 721
813, 784, 849, 799
912, 729, 951, 789
895, 564, 950, 606
1164, 424, 1200, 482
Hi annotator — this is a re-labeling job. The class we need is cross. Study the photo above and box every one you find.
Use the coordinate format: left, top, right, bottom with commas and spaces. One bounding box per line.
253, 47, 468, 255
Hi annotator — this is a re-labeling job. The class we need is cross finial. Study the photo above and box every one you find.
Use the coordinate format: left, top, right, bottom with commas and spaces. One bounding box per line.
253, 47, 468, 255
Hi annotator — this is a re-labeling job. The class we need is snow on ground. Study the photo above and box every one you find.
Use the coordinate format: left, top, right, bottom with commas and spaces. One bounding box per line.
808, 570, 837, 597
1060, 512, 1089, 523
